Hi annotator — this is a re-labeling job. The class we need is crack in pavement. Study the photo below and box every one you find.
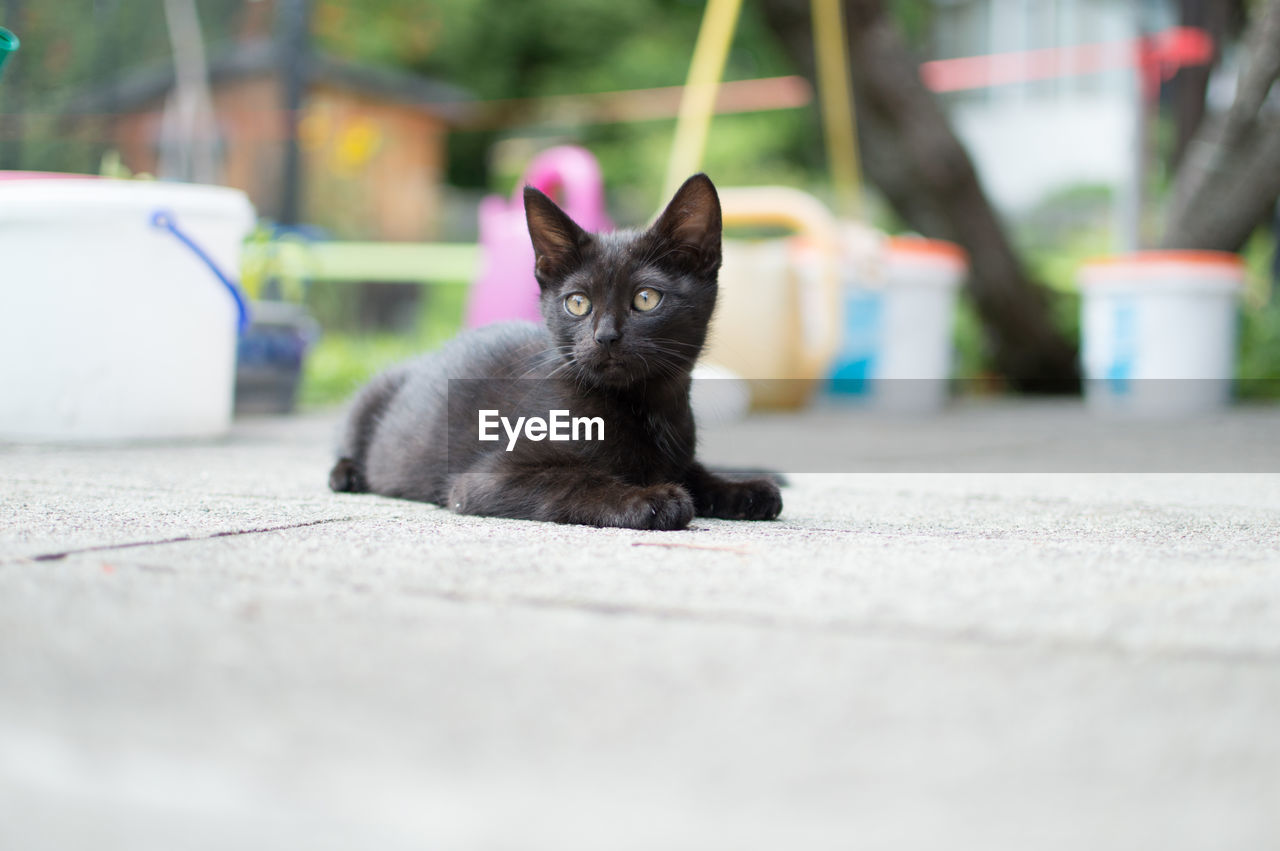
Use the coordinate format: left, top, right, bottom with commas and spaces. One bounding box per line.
23, 517, 357, 563
395, 584, 1280, 669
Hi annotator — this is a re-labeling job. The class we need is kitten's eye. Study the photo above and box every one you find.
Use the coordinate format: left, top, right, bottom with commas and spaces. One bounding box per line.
632, 288, 662, 312
564, 293, 592, 316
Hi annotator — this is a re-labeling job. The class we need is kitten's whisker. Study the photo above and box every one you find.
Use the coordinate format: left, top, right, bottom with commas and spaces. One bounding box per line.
652, 338, 704, 353
511, 344, 576, 382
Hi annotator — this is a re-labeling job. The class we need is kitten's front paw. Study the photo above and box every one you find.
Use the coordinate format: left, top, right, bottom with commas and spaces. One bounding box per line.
621, 483, 695, 531
697, 478, 782, 521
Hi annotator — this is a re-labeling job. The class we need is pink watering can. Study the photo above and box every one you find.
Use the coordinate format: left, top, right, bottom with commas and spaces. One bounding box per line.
465, 146, 612, 328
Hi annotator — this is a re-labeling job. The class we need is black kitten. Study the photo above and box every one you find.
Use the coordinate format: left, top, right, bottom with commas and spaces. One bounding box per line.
328, 173, 781, 531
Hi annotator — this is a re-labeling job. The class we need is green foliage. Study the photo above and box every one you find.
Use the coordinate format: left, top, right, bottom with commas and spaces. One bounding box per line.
1237, 230, 1280, 398
1238, 302, 1280, 397
887, 0, 936, 47
951, 295, 987, 381
299, 332, 421, 408
316, 0, 775, 100
0, 0, 244, 171
298, 280, 468, 407
9, 0, 818, 203
315, 0, 815, 196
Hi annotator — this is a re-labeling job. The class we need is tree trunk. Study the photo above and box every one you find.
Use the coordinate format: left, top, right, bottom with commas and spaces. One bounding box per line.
1167, 0, 1243, 172
762, 0, 1080, 391
1163, 0, 1280, 251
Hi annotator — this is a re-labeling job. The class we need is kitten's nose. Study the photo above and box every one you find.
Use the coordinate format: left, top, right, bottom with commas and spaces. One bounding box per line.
594, 321, 620, 348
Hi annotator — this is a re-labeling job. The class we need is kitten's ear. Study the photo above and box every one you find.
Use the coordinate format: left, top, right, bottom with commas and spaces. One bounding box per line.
650, 173, 722, 279
524, 186, 588, 283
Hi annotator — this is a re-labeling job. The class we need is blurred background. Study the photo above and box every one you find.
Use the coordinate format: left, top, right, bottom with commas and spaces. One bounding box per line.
1, 0, 1277, 417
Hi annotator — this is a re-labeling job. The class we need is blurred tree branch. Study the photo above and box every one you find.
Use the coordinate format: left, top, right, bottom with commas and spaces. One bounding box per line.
1163, 0, 1280, 251
1167, 0, 1245, 171
762, 0, 1080, 391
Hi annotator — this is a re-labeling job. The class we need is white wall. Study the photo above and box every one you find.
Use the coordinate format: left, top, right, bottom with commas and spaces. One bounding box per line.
930, 0, 1159, 213
950, 90, 1136, 211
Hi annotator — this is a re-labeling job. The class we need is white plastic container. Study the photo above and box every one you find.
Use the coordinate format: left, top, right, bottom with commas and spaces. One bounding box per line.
1079, 251, 1244, 417
827, 235, 968, 413
0, 176, 255, 441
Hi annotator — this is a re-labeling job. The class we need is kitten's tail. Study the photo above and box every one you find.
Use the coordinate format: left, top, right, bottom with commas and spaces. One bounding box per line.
329, 365, 409, 494
329, 458, 367, 493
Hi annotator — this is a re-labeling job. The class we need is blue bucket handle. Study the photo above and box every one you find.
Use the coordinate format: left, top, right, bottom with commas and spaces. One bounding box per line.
150, 209, 251, 335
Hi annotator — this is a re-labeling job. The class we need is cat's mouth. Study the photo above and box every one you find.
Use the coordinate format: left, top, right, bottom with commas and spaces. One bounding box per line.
594, 357, 633, 381
575, 350, 640, 387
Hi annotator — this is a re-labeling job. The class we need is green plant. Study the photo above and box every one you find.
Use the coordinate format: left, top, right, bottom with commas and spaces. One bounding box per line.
298, 281, 468, 408
298, 333, 423, 408
1237, 230, 1280, 398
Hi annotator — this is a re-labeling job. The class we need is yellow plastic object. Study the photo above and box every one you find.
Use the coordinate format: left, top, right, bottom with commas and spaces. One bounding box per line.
663, 0, 743, 201
661, 0, 862, 408
705, 187, 843, 409
663, 0, 862, 216
812, 0, 862, 217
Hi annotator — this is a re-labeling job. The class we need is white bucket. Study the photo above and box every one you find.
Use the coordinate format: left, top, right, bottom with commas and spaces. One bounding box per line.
0, 177, 255, 441
1079, 251, 1244, 417
827, 235, 967, 413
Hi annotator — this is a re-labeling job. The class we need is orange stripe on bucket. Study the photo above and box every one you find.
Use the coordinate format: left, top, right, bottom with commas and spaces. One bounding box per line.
1082, 250, 1245, 271
1079, 250, 1246, 290
886, 236, 968, 267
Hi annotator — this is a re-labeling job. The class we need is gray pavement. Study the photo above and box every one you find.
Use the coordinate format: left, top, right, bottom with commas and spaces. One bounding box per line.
2, 403, 1279, 850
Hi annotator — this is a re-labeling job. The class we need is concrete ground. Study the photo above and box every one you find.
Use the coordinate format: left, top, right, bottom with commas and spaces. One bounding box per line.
2, 402, 1279, 850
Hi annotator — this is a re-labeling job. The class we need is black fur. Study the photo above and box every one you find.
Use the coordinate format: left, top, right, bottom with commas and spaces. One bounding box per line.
329, 174, 782, 530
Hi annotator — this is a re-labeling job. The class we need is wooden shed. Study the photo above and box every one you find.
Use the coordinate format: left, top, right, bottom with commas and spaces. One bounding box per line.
64, 38, 471, 241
